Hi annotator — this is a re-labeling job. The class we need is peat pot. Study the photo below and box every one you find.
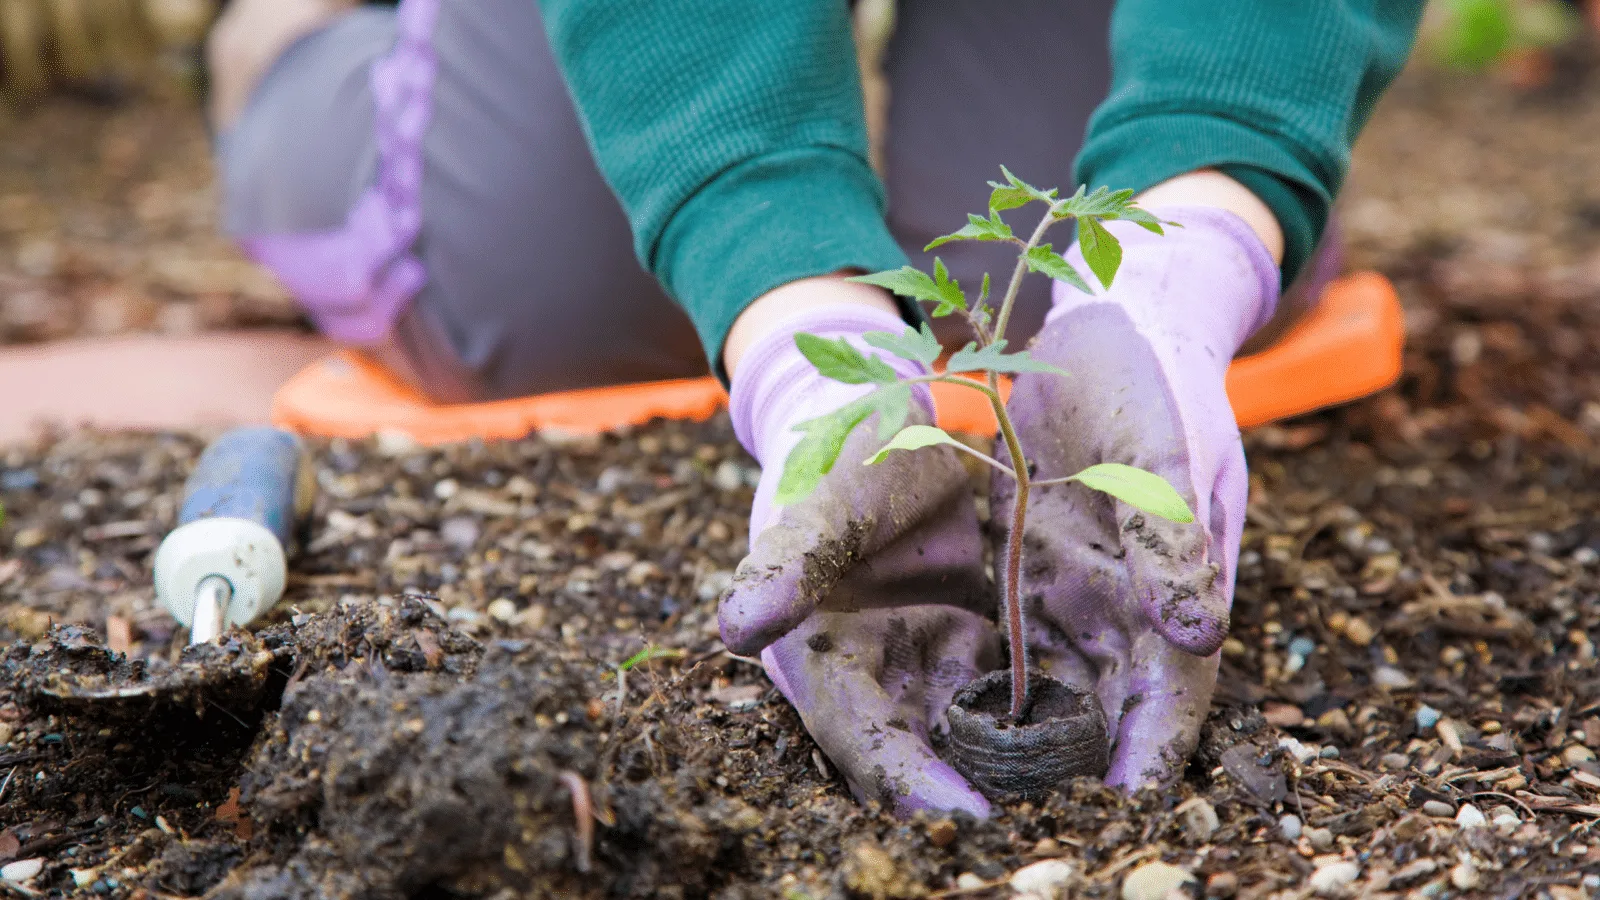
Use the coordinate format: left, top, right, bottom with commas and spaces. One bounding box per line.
946, 669, 1110, 798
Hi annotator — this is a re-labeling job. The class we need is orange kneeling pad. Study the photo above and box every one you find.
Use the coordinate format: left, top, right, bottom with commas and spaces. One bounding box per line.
272, 271, 1405, 444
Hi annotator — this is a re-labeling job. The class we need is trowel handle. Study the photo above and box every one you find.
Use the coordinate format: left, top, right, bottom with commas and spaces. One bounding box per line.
177, 427, 313, 551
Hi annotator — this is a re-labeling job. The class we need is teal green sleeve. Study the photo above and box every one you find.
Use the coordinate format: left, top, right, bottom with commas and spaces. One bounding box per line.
1076, 1, 1427, 283
537, 1, 910, 375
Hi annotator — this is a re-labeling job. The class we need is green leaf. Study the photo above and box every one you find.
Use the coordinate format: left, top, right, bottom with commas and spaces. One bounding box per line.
865, 323, 942, 368
946, 340, 1070, 378
863, 425, 966, 465
987, 165, 1058, 212
1077, 217, 1123, 289
776, 398, 874, 505
618, 646, 686, 672
1116, 206, 1168, 235
925, 210, 1015, 251
849, 260, 966, 316
794, 333, 898, 385
1053, 185, 1136, 220
1066, 463, 1195, 523
774, 383, 916, 505
1024, 244, 1093, 295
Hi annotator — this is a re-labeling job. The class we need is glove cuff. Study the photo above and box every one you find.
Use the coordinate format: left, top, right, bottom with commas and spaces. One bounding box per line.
729, 304, 932, 466
1047, 205, 1281, 360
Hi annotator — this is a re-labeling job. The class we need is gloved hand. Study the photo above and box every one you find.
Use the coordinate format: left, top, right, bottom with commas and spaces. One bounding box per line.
996, 206, 1279, 789
720, 304, 1000, 818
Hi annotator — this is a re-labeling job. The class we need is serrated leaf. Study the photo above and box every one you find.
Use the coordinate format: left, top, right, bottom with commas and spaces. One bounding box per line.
946, 340, 1070, 377
775, 398, 874, 506
1024, 244, 1093, 295
1116, 206, 1167, 234
1067, 463, 1195, 523
794, 333, 898, 385
987, 165, 1058, 212
1077, 217, 1122, 289
863, 425, 965, 465
1053, 185, 1137, 220
864, 323, 942, 368
850, 261, 966, 316
925, 210, 1014, 251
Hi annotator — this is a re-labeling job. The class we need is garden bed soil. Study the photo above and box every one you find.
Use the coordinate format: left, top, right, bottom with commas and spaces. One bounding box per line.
4, 48, 1600, 900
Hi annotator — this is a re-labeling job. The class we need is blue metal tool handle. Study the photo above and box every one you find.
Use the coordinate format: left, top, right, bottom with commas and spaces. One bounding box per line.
177, 427, 312, 552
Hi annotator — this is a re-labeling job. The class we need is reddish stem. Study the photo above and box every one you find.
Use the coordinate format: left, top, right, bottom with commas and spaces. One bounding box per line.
1004, 476, 1030, 719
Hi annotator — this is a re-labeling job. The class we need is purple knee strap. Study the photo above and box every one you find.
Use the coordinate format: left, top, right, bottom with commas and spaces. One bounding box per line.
238, 0, 439, 345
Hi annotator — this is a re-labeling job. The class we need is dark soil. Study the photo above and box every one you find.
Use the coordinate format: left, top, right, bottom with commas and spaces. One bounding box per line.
4, 46, 1600, 900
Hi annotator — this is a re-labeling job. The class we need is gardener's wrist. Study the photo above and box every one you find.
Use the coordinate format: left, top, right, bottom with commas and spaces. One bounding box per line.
1135, 169, 1284, 266
728, 300, 930, 467
723, 274, 902, 377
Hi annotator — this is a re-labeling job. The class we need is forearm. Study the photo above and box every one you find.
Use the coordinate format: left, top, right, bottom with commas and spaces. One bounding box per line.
537, 0, 910, 374
1077, 0, 1426, 283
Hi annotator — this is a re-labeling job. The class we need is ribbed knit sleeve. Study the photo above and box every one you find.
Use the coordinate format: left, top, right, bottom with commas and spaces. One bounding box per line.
1076, 1, 1426, 283
537, 0, 910, 374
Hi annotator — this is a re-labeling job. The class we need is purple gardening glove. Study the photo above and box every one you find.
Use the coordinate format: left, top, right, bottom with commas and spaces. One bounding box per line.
721, 305, 1000, 818
996, 206, 1279, 789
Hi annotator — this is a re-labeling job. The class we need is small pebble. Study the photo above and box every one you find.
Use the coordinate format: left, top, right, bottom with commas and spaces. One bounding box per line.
1319, 746, 1340, 759
1278, 736, 1318, 764
1373, 666, 1414, 689
446, 606, 482, 625
1455, 803, 1486, 829
595, 467, 630, 494
696, 571, 734, 602
1010, 859, 1074, 896
1582, 874, 1600, 890
926, 819, 956, 848
1181, 799, 1219, 841
1306, 826, 1335, 852
1343, 617, 1376, 646
1205, 872, 1238, 898
70, 869, 96, 888
1121, 861, 1196, 900
486, 598, 517, 623
1450, 860, 1480, 891
2, 859, 43, 883
713, 460, 745, 492
1563, 744, 1597, 766
955, 873, 986, 891
1422, 800, 1455, 818
1308, 861, 1360, 895
1415, 705, 1442, 730
1490, 807, 1521, 834
433, 478, 459, 500
439, 516, 480, 550
1279, 814, 1303, 840
1379, 752, 1410, 770
1263, 702, 1304, 728
1573, 546, 1599, 566
1288, 636, 1316, 658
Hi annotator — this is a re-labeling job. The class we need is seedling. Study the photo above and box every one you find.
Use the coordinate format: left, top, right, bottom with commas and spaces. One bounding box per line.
777, 168, 1196, 720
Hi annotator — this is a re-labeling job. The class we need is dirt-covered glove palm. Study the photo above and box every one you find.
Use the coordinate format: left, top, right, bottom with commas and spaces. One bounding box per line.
996, 207, 1279, 789
720, 306, 1000, 818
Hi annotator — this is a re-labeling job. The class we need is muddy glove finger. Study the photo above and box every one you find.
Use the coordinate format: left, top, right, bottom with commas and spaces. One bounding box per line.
762, 607, 1000, 818
720, 421, 990, 655
1102, 630, 1219, 790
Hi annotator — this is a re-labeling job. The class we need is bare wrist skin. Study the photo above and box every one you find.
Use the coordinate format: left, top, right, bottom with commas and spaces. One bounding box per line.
1135, 169, 1285, 265
723, 273, 901, 377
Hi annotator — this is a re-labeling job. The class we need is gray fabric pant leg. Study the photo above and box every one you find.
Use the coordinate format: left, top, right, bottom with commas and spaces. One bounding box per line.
219, 0, 706, 403
220, 0, 1116, 403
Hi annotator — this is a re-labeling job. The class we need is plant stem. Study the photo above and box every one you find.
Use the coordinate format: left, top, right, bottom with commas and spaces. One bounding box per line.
988, 208, 1058, 719
990, 210, 1057, 348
